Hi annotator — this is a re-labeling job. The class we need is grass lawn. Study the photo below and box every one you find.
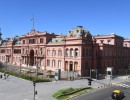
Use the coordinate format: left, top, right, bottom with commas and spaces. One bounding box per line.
53, 87, 94, 100
128, 76, 130, 80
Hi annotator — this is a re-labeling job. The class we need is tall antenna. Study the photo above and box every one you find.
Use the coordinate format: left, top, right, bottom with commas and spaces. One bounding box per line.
0, 28, 2, 39
30, 13, 35, 30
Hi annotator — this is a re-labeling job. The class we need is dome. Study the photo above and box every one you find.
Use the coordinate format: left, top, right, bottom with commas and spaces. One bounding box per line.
67, 26, 92, 39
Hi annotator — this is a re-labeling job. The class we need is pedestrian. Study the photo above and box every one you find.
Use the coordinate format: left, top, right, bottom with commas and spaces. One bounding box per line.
4, 73, 6, 79
0, 74, 2, 79
54, 78, 57, 82
7, 74, 9, 78
70, 76, 72, 80
72, 77, 74, 80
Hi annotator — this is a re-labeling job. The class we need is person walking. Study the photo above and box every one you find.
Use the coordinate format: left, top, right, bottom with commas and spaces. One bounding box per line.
0, 74, 2, 79
4, 73, 6, 79
7, 74, 9, 78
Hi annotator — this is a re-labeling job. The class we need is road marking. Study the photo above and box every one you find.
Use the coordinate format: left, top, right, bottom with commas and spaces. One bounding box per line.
116, 83, 130, 88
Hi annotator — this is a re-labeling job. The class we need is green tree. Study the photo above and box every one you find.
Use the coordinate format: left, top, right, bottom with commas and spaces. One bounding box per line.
47, 70, 53, 76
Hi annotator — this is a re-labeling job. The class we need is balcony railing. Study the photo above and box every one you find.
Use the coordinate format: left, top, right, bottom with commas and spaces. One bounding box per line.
21, 54, 28, 56
34, 54, 44, 57
5, 53, 11, 56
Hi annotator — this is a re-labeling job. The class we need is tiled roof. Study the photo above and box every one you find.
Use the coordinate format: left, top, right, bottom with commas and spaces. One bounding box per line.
48, 38, 63, 44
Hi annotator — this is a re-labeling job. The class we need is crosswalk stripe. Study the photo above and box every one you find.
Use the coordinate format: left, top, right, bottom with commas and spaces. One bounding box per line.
116, 83, 130, 88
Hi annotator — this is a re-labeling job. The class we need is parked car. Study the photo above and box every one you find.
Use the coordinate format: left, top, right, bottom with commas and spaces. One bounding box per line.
111, 89, 124, 100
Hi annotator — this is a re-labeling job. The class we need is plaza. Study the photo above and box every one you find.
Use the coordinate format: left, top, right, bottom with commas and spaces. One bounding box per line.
0, 72, 129, 100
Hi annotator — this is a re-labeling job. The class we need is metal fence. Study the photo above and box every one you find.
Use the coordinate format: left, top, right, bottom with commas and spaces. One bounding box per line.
0, 62, 46, 78
0, 62, 130, 80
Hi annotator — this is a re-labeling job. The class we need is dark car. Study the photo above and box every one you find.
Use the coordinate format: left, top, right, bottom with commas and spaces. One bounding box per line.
111, 89, 124, 100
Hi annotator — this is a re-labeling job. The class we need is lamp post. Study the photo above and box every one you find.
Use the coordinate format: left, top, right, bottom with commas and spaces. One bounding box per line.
90, 69, 92, 78
36, 60, 39, 78
33, 81, 37, 100
19, 58, 23, 74
126, 69, 128, 80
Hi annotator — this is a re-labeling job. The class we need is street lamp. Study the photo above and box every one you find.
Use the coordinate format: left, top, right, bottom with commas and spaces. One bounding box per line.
19, 58, 23, 74
90, 68, 92, 78
33, 81, 37, 100
126, 69, 128, 80
36, 60, 39, 78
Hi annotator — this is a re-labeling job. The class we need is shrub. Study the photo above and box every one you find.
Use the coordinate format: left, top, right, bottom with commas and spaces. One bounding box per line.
61, 88, 75, 94
0, 68, 51, 82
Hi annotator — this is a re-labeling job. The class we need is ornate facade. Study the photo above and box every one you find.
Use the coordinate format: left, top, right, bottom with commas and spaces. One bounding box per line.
0, 26, 130, 76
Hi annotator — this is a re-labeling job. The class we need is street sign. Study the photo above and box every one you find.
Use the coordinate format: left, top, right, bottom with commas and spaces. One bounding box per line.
107, 67, 112, 71
55, 69, 61, 80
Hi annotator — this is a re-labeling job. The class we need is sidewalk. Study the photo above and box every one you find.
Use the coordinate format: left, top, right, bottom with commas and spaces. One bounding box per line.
30, 76, 130, 100
0, 73, 129, 100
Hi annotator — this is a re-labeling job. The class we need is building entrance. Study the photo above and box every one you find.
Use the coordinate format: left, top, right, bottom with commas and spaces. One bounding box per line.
29, 49, 34, 66
69, 63, 73, 71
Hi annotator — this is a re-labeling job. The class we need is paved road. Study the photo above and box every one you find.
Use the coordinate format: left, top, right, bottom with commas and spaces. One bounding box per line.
0, 72, 129, 100
73, 81, 130, 100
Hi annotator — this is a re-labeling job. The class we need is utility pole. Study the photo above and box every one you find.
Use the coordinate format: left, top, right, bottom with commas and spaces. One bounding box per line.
19, 58, 22, 74
96, 69, 98, 79
126, 69, 128, 80
33, 81, 37, 100
90, 69, 92, 78
31, 13, 35, 30
36, 60, 39, 78
87, 77, 93, 86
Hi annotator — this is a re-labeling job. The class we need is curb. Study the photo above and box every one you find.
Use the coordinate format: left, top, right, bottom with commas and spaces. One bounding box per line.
66, 87, 94, 100
97, 83, 113, 88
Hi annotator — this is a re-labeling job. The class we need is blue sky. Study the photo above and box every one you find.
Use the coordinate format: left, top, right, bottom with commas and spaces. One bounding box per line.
0, 0, 130, 39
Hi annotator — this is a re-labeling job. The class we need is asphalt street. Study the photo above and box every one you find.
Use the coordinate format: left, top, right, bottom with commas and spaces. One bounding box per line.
73, 81, 130, 100
0, 72, 129, 100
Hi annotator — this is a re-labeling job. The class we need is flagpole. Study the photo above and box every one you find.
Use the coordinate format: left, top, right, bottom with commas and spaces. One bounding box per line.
31, 13, 35, 30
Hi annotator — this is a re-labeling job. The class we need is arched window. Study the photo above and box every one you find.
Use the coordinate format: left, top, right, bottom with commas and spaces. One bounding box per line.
74, 62, 78, 71
75, 48, 78, 57
70, 48, 73, 57
47, 59, 50, 66
40, 48, 43, 55
52, 60, 56, 67
22, 49, 24, 54
58, 49, 62, 56
58, 60, 62, 68
47, 49, 50, 56
52, 50, 56, 56
65, 48, 69, 56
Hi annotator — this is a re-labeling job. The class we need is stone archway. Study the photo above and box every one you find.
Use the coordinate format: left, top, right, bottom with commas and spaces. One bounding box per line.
69, 61, 73, 71
65, 61, 68, 71
74, 62, 78, 71
29, 49, 34, 66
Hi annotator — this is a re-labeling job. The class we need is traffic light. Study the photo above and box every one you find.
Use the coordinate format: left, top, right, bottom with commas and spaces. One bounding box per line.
33, 81, 36, 86
87, 78, 93, 86
35, 91, 38, 95
88, 80, 91, 85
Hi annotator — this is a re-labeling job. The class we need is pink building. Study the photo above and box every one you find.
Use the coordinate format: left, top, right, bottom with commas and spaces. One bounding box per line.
0, 26, 130, 78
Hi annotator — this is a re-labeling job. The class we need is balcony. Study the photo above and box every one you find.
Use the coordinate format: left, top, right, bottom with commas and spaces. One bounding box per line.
34, 54, 44, 58
21, 54, 28, 56
5, 53, 11, 56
